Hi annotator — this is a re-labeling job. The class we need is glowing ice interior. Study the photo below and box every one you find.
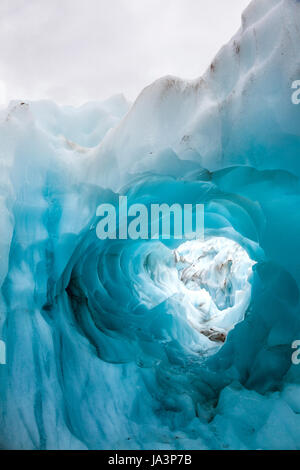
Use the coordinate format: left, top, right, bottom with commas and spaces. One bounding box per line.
174, 238, 255, 338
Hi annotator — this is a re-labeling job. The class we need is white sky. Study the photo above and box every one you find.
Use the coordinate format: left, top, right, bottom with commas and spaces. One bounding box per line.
0, 0, 250, 106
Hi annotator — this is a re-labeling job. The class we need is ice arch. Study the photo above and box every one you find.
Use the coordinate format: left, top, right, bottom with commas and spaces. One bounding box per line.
0, 0, 300, 450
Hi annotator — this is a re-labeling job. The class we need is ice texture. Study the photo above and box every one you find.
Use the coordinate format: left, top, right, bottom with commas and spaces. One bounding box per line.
0, 0, 300, 450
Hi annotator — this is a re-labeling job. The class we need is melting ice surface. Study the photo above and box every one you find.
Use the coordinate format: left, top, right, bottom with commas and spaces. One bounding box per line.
175, 238, 255, 338
1, 0, 300, 450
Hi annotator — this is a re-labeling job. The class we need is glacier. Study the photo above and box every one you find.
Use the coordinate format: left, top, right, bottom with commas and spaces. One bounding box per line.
0, 0, 300, 450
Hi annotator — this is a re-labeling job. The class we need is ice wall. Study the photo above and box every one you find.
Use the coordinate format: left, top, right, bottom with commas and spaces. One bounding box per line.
0, 0, 300, 450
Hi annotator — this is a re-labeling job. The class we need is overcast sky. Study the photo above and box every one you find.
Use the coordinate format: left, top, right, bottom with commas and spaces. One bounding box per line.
0, 0, 250, 106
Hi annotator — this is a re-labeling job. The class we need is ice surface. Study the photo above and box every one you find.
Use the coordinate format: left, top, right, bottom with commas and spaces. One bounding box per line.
175, 238, 255, 332
0, 0, 300, 450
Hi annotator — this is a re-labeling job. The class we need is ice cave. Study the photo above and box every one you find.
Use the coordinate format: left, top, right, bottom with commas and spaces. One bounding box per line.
0, 0, 300, 450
